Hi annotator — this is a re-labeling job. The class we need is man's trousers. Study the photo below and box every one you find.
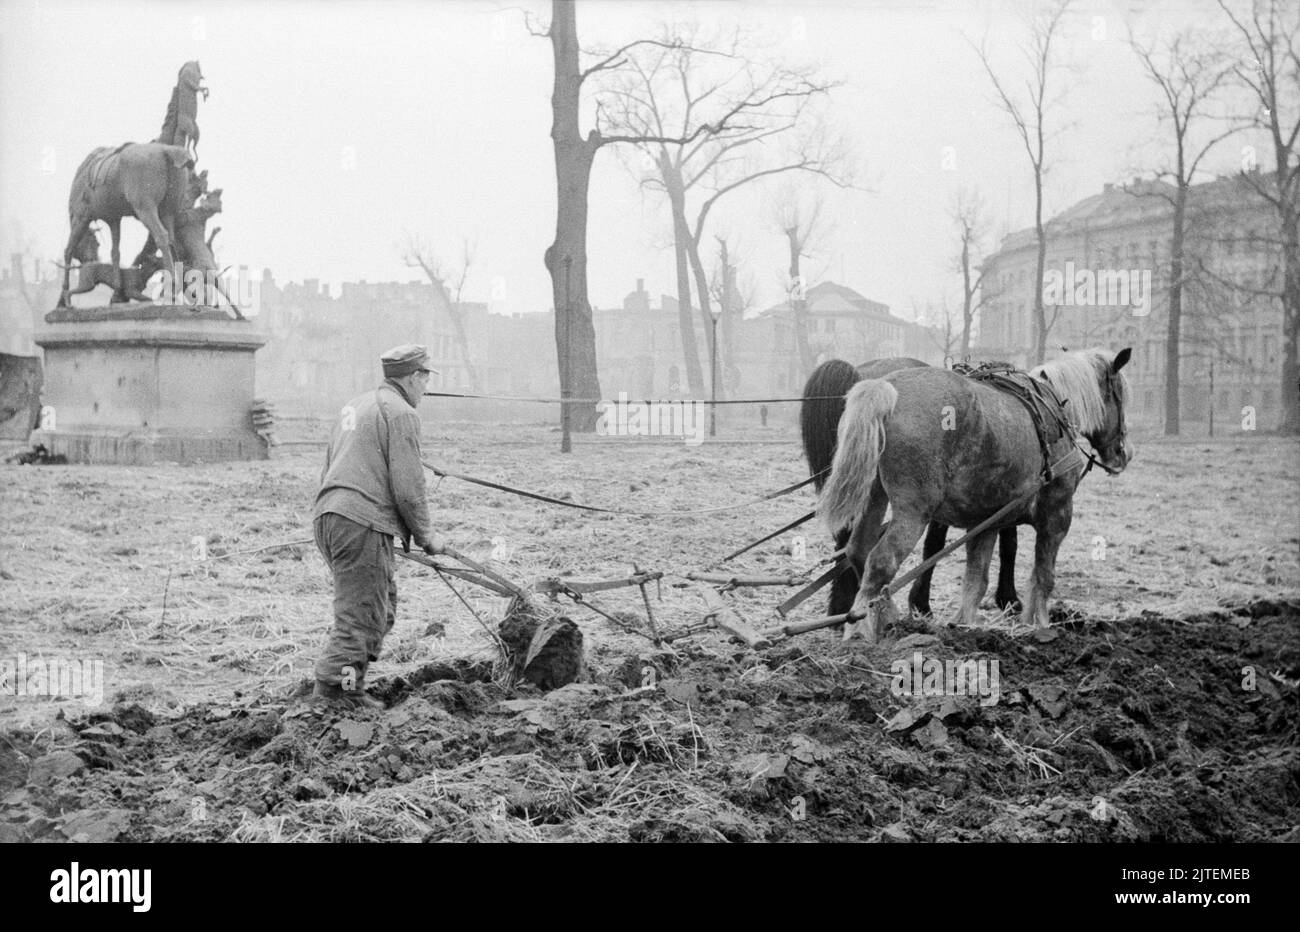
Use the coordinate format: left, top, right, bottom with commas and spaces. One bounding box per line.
313, 512, 397, 689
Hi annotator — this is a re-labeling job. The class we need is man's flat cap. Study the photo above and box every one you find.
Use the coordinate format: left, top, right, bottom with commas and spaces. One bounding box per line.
381, 344, 438, 378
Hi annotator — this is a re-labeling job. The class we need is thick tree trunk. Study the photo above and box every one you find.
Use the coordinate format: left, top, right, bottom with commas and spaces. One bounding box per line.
718, 240, 737, 370
546, 0, 601, 431
1165, 186, 1187, 436
661, 155, 705, 396
686, 232, 720, 396
1031, 178, 1048, 367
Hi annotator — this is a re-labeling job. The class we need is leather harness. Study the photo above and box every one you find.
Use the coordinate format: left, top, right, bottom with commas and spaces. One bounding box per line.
952, 361, 1078, 483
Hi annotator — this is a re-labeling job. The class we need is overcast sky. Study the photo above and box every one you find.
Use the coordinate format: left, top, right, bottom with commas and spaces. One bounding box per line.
0, 0, 1260, 322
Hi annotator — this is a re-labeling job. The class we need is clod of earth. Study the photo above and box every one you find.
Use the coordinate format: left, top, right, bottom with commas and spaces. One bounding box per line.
1, 597, 1297, 842
499, 599, 585, 690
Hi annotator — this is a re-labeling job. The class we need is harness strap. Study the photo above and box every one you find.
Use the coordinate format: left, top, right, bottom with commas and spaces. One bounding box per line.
953, 362, 1076, 482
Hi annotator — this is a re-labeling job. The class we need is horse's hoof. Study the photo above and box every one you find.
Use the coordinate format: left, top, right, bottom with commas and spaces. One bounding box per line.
842, 607, 878, 643
843, 625, 875, 644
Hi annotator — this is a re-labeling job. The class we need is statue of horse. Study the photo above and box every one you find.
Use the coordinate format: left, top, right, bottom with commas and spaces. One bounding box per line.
55, 142, 191, 309
801, 357, 1022, 620
818, 347, 1132, 641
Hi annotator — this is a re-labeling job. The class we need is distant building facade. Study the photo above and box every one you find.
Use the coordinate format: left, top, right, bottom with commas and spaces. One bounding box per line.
751, 282, 944, 395
4, 257, 920, 429
592, 279, 694, 399
255, 275, 556, 419
591, 279, 937, 411
976, 174, 1286, 432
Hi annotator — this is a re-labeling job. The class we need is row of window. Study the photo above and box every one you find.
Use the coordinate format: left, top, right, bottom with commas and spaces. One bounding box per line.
773, 321, 900, 343
993, 237, 1274, 295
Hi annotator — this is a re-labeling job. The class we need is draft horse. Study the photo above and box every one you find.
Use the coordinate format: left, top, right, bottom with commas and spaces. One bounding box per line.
802, 357, 1022, 619
817, 348, 1132, 641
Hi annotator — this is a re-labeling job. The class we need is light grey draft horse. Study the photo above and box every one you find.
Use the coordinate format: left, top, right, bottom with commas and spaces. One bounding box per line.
817, 347, 1133, 642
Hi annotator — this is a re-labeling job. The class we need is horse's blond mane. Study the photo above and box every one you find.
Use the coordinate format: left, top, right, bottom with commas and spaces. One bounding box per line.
1032, 349, 1129, 434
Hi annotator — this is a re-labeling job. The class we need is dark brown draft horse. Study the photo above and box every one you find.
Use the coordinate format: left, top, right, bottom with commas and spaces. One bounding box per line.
818, 347, 1132, 642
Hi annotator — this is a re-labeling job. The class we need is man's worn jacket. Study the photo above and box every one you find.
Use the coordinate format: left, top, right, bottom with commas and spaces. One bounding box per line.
313, 379, 433, 549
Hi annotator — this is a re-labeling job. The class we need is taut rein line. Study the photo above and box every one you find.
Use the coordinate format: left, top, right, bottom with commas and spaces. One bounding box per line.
422, 460, 825, 518
1074, 440, 1120, 478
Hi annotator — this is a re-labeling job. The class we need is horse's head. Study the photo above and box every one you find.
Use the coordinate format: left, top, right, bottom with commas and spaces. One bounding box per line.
1034, 347, 1134, 475
1088, 347, 1133, 474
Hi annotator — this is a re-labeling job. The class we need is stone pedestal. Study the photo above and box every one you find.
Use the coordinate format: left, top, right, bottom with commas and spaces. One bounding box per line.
32, 305, 268, 464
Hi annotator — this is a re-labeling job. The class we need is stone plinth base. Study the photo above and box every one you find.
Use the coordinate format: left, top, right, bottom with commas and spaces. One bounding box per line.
28, 429, 268, 465
34, 305, 268, 464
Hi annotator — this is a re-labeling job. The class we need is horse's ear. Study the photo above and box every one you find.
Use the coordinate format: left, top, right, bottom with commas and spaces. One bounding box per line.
1112, 347, 1132, 373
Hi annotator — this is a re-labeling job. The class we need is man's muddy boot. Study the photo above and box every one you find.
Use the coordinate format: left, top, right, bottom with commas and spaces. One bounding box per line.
312, 680, 383, 711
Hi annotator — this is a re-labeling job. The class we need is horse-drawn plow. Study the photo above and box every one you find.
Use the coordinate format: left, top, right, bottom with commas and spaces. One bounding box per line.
1, 425, 1297, 843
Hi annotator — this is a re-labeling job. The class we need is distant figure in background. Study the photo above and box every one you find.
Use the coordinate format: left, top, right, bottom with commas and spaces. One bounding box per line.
311, 344, 446, 708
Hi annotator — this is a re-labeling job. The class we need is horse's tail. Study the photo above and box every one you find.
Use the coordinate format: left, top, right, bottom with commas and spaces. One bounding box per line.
800, 359, 862, 491
818, 378, 899, 533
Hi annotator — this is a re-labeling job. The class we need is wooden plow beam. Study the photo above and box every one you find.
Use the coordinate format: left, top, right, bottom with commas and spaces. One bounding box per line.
533, 566, 665, 645
686, 571, 808, 588
680, 561, 850, 647
397, 551, 521, 598
401, 546, 869, 650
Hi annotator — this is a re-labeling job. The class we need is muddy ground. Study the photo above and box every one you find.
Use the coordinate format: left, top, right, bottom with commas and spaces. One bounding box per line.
0, 426, 1297, 841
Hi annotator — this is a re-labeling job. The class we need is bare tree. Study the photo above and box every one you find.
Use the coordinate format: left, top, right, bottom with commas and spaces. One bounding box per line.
402, 233, 480, 391
916, 298, 959, 360
1130, 28, 1236, 435
531, 2, 810, 433
772, 186, 829, 378
1183, 217, 1276, 375
608, 21, 848, 394
950, 187, 990, 361
1219, 0, 1300, 433
973, 0, 1074, 366
708, 233, 757, 389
